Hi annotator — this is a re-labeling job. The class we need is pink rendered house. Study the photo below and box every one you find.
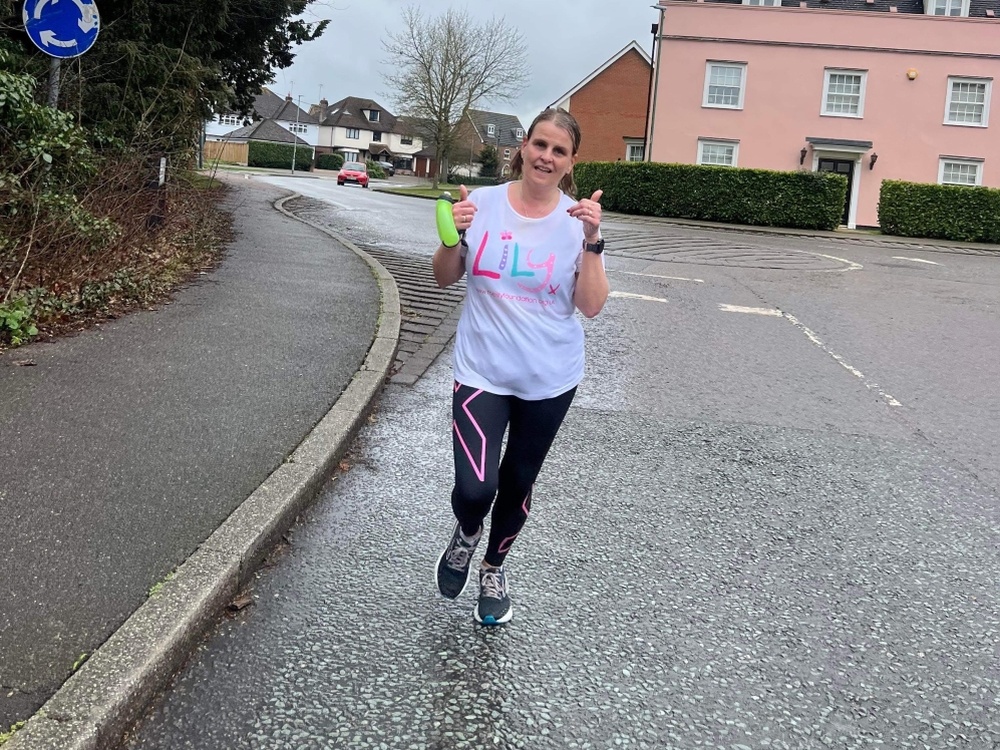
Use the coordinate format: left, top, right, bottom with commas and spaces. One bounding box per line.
646, 0, 1000, 228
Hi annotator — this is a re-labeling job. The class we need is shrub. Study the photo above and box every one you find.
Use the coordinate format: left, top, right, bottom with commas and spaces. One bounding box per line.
879, 179, 1000, 243
574, 161, 847, 231
449, 175, 500, 187
366, 159, 385, 179
316, 152, 344, 171
247, 141, 312, 171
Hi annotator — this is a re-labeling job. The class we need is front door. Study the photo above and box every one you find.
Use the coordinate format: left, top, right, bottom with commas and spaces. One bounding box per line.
818, 159, 854, 226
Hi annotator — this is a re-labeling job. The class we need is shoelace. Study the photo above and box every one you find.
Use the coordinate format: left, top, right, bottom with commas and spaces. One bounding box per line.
480, 568, 507, 600
445, 536, 476, 570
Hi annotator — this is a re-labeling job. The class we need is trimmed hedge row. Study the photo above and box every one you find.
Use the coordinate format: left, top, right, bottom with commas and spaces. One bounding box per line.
574, 161, 847, 231
449, 175, 501, 186
316, 152, 344, 171
247, 141, 313, 171
879, 179, 1000, 243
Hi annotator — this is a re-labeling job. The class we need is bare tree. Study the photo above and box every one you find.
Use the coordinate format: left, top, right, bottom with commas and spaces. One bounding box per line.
383, 6, 529, 188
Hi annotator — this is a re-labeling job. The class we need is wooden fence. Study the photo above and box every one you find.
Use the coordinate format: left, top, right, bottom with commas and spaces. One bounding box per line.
203, 141, 249, 166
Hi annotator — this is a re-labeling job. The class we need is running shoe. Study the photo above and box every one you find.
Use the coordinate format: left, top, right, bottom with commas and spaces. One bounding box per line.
435, 522, 481, 599
474, 565, 512, 625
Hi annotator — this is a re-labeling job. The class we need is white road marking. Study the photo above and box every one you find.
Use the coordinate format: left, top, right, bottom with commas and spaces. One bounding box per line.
718, 304, 783, 316
609, 291, 669, 303
892, 256, 940, 266
610, 270, 704, 283
718, 301, 902, 407
799, 251, 864, 272
782, 313, 902, 407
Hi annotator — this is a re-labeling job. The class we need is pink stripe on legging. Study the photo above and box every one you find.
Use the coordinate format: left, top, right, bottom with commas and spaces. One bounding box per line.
497, 487, 533, 555
453, 388, 487, 483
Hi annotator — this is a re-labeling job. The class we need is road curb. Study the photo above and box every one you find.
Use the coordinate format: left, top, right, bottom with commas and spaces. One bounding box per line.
6, 193, 401, 750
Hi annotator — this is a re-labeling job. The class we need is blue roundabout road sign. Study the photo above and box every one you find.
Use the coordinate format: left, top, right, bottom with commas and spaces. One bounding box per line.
22, 0, 100, 59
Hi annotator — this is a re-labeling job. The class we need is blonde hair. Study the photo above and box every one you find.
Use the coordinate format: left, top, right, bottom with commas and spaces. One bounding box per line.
509, 108, 581, 198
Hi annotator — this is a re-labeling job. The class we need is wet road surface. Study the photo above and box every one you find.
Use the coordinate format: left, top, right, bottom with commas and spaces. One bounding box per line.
126, 180, 1000, 749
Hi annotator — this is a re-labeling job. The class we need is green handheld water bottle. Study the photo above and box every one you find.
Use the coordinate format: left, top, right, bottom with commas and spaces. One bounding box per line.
436, 192, 461, 248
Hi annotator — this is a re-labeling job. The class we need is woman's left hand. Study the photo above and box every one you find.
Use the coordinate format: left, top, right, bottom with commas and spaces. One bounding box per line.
568, 189, 604, 241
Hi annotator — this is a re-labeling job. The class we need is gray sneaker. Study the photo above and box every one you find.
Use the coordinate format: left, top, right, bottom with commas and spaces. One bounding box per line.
474, 565, 512, 625
435, 522, 482, 599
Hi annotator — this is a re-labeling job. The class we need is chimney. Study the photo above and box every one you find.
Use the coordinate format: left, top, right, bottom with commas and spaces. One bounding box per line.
320, 98, 328, 110
285, 94, 293, 102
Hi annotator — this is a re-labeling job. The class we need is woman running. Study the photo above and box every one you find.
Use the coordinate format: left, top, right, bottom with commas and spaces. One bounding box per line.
431, 107, 610, 625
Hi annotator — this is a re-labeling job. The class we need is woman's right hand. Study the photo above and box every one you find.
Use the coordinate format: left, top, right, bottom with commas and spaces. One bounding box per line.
452, 184, 476, 233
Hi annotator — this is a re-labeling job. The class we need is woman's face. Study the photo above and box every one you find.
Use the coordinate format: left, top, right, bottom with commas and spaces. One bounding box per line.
520, 120, 577, 190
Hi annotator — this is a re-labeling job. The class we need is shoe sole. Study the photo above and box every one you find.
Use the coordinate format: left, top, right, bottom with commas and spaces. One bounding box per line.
474, 602, 513, 626
434, 547, 472, 600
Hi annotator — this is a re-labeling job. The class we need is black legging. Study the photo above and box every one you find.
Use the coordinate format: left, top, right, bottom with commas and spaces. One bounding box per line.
451, 382, 576, 567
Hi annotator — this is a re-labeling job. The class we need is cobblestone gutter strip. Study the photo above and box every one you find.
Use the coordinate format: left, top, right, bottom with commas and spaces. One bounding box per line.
5, 194, 401, 750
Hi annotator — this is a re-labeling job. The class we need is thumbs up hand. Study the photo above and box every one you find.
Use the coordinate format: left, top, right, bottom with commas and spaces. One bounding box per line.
568, 189, 604, 241
452, 184, 476, 232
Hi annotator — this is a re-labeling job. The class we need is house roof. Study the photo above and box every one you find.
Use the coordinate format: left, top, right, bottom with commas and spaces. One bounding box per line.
667, 0, 1000, 15
549, 41, 652, 109
221, 87, 316, 125
467, 109, 526, 148
312, 96, 400, 134
221, 119, 310, 145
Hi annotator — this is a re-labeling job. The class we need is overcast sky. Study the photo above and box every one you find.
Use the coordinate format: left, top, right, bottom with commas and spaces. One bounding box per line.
272, 0, 660, 130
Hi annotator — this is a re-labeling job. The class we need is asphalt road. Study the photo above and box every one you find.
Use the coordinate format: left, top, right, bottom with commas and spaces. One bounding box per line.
128, 178, 1000, 749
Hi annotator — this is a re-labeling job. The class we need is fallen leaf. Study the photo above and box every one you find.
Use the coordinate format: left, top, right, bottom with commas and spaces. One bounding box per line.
227, 593, 254, 612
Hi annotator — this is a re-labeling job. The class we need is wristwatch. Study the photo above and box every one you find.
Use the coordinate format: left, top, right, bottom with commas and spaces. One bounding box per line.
583, 238, 605, 254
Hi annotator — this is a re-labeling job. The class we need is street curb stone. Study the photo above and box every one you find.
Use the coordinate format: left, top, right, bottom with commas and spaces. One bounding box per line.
6, 193, 400, 750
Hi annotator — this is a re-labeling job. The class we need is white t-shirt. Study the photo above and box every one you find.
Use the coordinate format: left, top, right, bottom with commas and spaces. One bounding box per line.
453, 183, 592, 400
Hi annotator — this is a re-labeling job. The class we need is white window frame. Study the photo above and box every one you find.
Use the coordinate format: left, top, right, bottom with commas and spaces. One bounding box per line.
944, 77, 991, 127
938, 157, 983, 186
927, 0, 969, 15
345, 128, 360, 139
287, 122, 308, 134
400, 134, 413, 145
821, 69, 867, 118
503, 148, 511, 159
515, 128, 524, 139
486, 123, 496, 136
626, 142, 645, 161
367, 110, 380, 122
697, 139, 739, 166
219, 114, 239, 127
703, 62, 747, 110
743, 0, 781, 5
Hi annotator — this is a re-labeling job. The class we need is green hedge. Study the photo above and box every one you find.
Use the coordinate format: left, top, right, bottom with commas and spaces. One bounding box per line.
879, 179, 1000, 243
316, 152, 344, 171
366, 159, 385, 179
574, 161, 847, 231
450, 175, 501, 186
247, 141, 312, 171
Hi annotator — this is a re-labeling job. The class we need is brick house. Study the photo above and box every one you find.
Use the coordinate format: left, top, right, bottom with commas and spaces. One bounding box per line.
549, 41, 653, 163
451, 109, 527, 178
646, 0, 1000, 228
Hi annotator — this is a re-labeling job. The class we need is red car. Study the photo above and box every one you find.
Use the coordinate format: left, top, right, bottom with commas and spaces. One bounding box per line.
337, 161, 369, 188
